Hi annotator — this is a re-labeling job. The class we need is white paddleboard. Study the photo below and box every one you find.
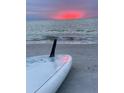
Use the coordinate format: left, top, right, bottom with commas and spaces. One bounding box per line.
26, 54, 72, 93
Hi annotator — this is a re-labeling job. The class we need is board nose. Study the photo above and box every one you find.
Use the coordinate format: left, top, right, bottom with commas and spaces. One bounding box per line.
61, 55, 72, 63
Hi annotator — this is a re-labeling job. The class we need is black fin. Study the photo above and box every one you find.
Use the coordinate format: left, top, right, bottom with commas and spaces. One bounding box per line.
49, 39, 57, 57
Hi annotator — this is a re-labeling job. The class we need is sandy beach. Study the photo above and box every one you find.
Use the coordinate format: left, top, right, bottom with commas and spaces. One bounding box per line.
26, 44, 98, 93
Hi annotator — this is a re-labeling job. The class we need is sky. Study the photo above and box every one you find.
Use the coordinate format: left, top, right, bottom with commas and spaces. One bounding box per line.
27, 0, 98, 20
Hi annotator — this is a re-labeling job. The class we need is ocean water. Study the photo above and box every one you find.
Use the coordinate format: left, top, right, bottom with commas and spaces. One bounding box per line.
26, 18, 98, 44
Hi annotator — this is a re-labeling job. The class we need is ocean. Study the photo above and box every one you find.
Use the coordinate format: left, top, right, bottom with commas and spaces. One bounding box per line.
26, 18, 98, 44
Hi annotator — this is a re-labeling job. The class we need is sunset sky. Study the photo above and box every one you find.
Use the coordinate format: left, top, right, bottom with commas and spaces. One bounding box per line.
27, 0, 98, 20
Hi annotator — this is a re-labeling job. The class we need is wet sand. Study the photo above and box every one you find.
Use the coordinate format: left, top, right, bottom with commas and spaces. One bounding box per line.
26, 44, 98, 93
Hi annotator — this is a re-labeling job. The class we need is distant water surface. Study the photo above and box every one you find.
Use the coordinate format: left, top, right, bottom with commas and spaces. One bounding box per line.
26, 18, 98, 44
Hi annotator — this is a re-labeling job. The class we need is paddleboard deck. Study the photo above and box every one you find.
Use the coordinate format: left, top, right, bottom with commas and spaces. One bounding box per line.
27, 54, 72, 93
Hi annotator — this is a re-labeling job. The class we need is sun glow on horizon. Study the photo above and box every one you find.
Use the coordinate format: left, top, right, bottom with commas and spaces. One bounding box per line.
52, 10, 87, 20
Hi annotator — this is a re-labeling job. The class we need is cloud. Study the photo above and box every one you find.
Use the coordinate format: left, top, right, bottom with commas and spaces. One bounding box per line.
27, 0, 98, 20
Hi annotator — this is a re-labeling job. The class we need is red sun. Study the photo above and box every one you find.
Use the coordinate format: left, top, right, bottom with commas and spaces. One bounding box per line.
52, 10, 87, 20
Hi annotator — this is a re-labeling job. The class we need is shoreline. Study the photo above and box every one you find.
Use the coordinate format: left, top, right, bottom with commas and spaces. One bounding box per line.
26, 41, 97, 45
